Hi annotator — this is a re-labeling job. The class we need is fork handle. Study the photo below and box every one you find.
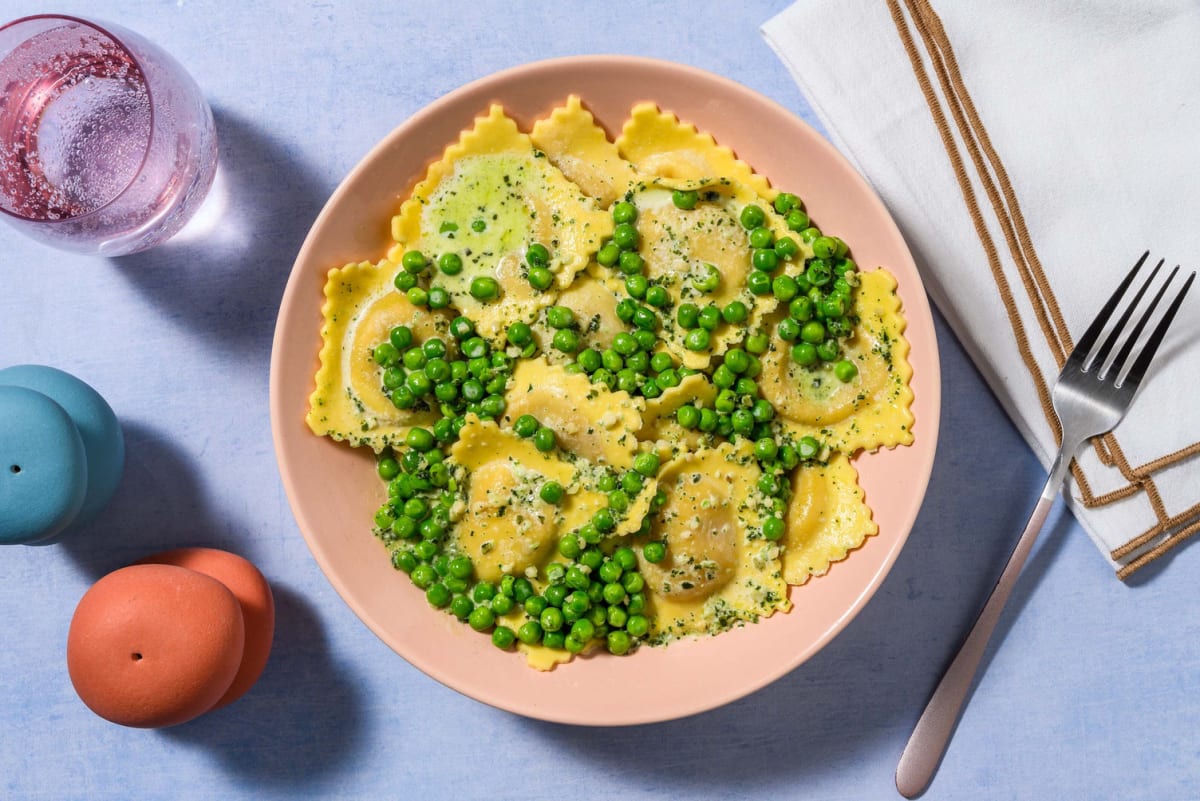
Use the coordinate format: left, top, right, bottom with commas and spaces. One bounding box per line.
895, 448, 1076, 798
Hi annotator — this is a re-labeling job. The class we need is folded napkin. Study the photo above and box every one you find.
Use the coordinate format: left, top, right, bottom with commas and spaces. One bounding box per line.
764, 0, 1200, 578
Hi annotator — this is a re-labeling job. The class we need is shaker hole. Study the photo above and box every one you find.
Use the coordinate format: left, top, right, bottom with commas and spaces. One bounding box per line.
131, 653, 143, 662
9, 465, 19, 474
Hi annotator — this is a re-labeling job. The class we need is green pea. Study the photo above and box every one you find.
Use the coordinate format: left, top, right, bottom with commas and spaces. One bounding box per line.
697, 304, 722, 331
643, 541, 667, 563
402, 250, 427, 273
612, 201, 637, 224
786, 209, 811, 232
517, 621, 543, 645
749, 227, 774, 249
526, 242, 550, 267
752, 249, 779, 272
650, 352, 674, 373
719, 301, 746, 325
387, 325, 413, 351
410, 564, 437, 589
590, 507, 614, 534
425, 286, 450, 309
470, 276, 500, 301
799, 226, 821, 244
574, 348, 600, 374
820, 296, 846, 319
490, 594, 514, 616
533, 426, 556, 452
528, 266, 554, 291
677, 303, 700, 330
774, 192, 802, 214
772, 275, 799, 302
601, 581, 625, 606
608, 489, 631, 514
657, 369, 680, 389
471, 218, 487, 232
425, 583, 451, 608
692, 263, 721, 293
806, 259, 832, 287
612, 222, 639, 250
798, 435, 821, 460
835, 359, 859, 382
394, 271, 417, 291
626, 614, 650, 639
752, 399, 775, 423
540, 607, 565, 633
672, 189, 699, 210
754, 438, 778, 461
619, 251, 644, 275
740, 204, 766, 229
788, 297, 813, 322
816, 339, 840, 362
570, 619, 596, 643
625, 274, 648, 299
777, 317, 802, 342
538, 481, 564, 505
621, 471, 645, 494
674, 404, 700, 429
800, 320, 826, 344
449, 316, 474, 341
512, 414, 538, 438
597, 241, 621, 266
762, 516, 786, 541
524, 595, 548, 617
372, 343, 399, 368
607, 630, 632, 655
555, 533, 582, 560
438, 252, 463, 275
812, 236, 839, 259
491, 626, 516, 649
552, 329, 580, 354
546, 305, 575, 329
580, 548, 604, 571
747, 270, 772, 294
611, 332, 637, 356
645, 285, 669, 308
405, 427, 434, 452
681, 329, 707, 351
775, 236, 800, 260
626, 351, 650, 373
732, 409, 755, 435
711, 364, 735, 389
632, 306, 658, 331
724, 349, 751, 375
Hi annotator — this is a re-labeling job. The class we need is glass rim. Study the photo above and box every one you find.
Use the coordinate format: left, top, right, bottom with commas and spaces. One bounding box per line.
0, 14, 156, 224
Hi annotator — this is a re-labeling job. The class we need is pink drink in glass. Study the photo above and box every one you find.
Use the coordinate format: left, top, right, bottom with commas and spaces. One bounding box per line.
0, 15, 217, 256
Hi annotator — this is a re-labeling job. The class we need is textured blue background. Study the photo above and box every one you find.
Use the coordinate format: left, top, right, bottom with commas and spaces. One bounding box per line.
1, 2, 1198, 799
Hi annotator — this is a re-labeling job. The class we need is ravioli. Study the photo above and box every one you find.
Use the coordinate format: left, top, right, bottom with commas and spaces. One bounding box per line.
759, 269, 914, 453
501, 357, 643, 469
615, 103, 775, 202
783, 454, 877, 583
529, 264, 627, 359
447, 416, 576, 582
637, 443, 789, 638
307, 258, 450, 451
630, 182, 788, 369
638, 373, 716, 454
388, 105, 612, 340
529, 96, 640, 207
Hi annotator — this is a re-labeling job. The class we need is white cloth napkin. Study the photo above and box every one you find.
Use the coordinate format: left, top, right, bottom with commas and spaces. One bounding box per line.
764, 0, 1200, 577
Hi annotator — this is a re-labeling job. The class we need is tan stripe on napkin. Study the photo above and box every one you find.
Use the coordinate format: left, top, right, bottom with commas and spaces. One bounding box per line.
885, 0, 1200, 578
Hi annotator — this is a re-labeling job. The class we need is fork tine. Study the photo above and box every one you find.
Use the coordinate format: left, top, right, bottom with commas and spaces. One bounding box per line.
1086, 254, 1161, 372
1109, 265, 1178, 378
1118, 270, 1196, 389
1077, 251, 1150, 370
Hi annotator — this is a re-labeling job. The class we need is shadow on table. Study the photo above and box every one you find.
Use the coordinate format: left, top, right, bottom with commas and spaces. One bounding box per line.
112, 107, 327, 357
60, 420, 231, 576
515, 312, 1063, 794
162, 585, 367, 786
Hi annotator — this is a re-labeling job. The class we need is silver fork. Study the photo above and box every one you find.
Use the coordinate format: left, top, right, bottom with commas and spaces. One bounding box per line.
895, 252, 1195, 798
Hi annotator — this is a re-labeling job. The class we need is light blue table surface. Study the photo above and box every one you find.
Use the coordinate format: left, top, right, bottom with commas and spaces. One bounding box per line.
2, 2, 1198, 799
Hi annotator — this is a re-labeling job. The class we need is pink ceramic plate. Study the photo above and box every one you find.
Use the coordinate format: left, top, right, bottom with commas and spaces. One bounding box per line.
270, 56, 940, 725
